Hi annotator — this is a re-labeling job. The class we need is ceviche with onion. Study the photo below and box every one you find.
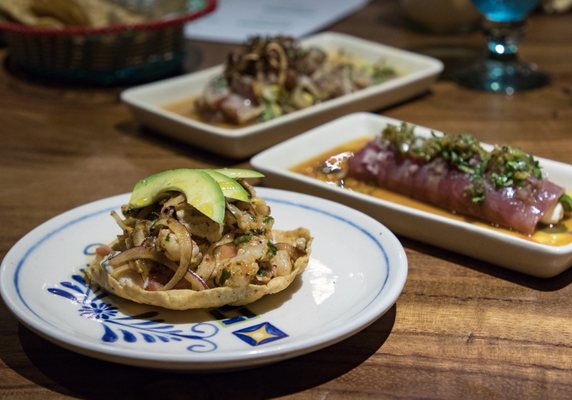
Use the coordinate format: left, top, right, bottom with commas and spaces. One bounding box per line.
87, 168, 312, 310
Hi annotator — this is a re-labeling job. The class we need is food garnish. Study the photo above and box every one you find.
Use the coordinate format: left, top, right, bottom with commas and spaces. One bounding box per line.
194, 35, 397, 126
86, 168, 312, 310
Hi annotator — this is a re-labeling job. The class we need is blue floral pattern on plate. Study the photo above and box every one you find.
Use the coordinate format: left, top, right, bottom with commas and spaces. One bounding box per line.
47, 269, 219, 352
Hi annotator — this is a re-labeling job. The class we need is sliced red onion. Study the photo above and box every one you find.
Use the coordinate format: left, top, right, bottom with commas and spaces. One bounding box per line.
154, 218, 193, 291
108, 245, 207, 291
186, 270, 209, 291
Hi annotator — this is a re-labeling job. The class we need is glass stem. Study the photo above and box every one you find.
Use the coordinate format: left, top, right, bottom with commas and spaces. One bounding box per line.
483, 20, 526, 62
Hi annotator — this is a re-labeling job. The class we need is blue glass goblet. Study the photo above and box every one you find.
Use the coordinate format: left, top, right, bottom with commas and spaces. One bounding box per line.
455, 0, 549, 93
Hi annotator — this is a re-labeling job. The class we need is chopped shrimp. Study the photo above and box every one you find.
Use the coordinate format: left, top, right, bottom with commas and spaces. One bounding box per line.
176, 207, 223, 242
217, 243, 238, 259
272, 249, 292, 276
195, 235, 234, 283
218, 260, 258, 288
213, 237, 268, 287
157, 229, 179, 262
132, 221, 151, 246
157, 229, 201, 265
226, 203, 260, 232
252, 197, 271, 217
275, 242, 304, 259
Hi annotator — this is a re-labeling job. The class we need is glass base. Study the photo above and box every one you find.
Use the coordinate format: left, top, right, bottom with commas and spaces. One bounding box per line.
455, 58, 549, 94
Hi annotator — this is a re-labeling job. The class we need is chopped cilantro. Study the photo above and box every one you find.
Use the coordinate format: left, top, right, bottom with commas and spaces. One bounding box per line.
212, 75, 228, 89
219, 269, 231, 286
372, 65, 397, 83
260, 99, 282, 122
380, 124, 544, 204
560, 193, 572, 213
267, 241, 277, 256
233, 235, 252, 245
121, 206, 139, 217
487, 146, 541, 189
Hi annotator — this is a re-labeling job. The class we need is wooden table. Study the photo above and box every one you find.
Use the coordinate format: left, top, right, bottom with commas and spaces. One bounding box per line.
1, 1, 571, 398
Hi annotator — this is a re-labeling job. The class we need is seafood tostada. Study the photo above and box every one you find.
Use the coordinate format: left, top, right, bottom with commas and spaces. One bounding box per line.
86, 168, 312, 310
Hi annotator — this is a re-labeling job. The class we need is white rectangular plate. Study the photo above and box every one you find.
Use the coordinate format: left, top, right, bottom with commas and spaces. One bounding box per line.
121, 32, 443, 159
251, 112, 572, 278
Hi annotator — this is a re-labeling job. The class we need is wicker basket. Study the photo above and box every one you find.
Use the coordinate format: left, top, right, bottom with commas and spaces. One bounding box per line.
0, 0, 216, 85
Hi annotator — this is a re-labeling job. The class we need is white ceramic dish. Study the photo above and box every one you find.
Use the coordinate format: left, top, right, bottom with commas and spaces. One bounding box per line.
121, 31, 443, 159
251, 113, 572, 278
0, 188, 407, 371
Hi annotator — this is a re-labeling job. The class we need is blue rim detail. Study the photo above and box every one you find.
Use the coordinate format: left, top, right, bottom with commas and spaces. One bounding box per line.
263, 196, 391, 301
14, 205, 118, 325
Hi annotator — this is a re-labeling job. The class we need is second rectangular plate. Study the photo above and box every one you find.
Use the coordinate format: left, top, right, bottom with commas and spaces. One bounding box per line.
251, 112, 572, 278
121, 32, 443, 159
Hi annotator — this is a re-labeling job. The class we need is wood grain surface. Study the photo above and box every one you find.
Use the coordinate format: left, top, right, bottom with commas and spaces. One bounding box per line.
1, 1, 571, 399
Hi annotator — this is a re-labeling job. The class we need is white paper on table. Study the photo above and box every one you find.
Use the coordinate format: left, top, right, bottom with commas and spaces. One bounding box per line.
185, 0, 370, 43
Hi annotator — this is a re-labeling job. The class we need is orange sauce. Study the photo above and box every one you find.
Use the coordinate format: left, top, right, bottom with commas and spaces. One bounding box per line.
290, 137, 572, 247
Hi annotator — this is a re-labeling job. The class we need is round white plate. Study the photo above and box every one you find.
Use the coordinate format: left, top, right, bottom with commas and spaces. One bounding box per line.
0, 187, 408, 371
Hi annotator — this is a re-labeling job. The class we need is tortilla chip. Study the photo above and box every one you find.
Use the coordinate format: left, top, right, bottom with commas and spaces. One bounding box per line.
0, 0, 64, 27
0, 0, 144, 28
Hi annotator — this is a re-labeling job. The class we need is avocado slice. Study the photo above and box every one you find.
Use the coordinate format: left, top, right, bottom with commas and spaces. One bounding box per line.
128, 169, 226, 224
201, 169, 251, 202
215, 168, 265, 179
